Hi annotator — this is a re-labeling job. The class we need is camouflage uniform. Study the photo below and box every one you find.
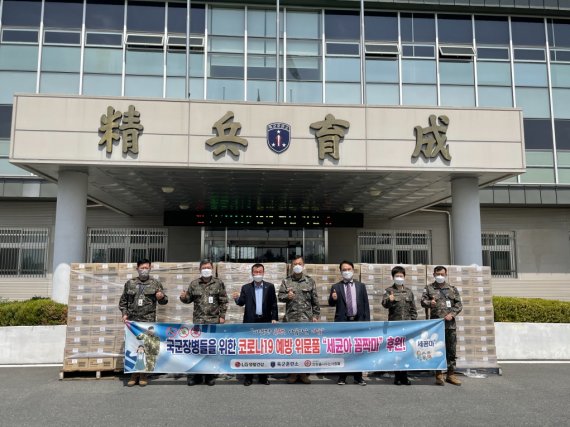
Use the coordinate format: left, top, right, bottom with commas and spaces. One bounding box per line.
278, 274, 320, 322
119, 278, 168, 322
381, 284, 418, 321
421, 282, 463, 371
136, 332, 160, 372
180, 277, 228, 324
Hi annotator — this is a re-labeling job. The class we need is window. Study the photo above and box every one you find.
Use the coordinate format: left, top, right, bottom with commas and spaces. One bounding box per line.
87, 228, 168, 263
358, 230, 432, 265
0, 228, 49, 277
0, 105, 12, 139
86, 0, 125, 31
481, 232, 517, 278
2, 0, 42, 27
44, 0, 83, 29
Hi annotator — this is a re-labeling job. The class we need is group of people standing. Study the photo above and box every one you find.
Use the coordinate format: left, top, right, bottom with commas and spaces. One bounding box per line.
119, 257, 463, 388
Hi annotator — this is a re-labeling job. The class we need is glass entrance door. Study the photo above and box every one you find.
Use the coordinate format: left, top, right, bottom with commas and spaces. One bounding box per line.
203, 228, 326, 263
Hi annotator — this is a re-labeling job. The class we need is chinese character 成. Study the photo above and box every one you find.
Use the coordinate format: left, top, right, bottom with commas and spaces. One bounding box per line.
412, 114, 452, 161
205, 111, 248, 157
310, 114, 350, 161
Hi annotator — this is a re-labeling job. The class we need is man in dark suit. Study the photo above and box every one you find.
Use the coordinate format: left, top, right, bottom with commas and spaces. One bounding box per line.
328, 260, 370, 386
232, 263, 278, 386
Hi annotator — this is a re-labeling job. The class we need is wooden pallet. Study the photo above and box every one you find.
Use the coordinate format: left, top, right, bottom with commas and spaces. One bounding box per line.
59, 369, 122, 380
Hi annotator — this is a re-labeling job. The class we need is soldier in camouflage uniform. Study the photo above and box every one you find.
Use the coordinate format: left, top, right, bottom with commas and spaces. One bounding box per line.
278, 255, 320, 384
136, 326, 160, 372
421, 265, 463, 386
180, 259, 228, 386
118, 259, 168, 387
382, 265, 417, 385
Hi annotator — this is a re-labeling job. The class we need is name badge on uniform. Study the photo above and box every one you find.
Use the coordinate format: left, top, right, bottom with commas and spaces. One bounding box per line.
446, 300, 452, 308
138, 298, 144, 307
208, 296, 214, 304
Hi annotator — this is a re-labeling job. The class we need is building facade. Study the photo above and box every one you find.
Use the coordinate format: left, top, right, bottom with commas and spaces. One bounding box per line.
1, 0, 569, 301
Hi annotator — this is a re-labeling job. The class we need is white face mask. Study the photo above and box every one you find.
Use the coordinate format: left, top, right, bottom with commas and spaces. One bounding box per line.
253, 274, 264, 283
341, 270, 353, 281
394, 277, 405, 286
435, 275, 445, 284
292, 264, 303, 274
201, 268, 213, 278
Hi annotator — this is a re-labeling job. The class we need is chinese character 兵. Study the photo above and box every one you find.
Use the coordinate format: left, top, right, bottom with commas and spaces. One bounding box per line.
310, 114, 350, 160
205, 111, 248, 157
412, 114, 452, 161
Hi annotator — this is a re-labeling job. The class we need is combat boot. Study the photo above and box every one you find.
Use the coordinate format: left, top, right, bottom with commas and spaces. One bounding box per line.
299, 374, 311, 384
286, 374, 297, 384
139, 374, 148, 387
127, 373, 139, 387
435, 371, 445, 386
445, 370, 462, 386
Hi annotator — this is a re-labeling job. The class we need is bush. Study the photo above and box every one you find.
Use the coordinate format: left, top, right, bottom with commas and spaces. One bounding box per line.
493, 296, 570, 323
0, 297, 67, 326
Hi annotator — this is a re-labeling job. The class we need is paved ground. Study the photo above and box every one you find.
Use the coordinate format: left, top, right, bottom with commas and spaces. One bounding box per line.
0, 364, 568, 427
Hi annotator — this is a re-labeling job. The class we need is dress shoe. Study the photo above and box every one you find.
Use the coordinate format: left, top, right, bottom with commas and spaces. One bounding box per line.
187, 375, 203, 386
205, 375, 216, 386
354, 379, 367, 386
244, 379, 252, 386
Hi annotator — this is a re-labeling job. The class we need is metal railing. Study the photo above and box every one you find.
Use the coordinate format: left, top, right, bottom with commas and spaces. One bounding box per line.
358, 230, 432, 265
482, 231, 517, 278
0, 227, 49, 277
87, 228, 168, 263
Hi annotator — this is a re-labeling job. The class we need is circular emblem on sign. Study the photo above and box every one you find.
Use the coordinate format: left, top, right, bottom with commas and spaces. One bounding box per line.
235, 361, 241, 368
178, 327, 190, 338
304, 360, 312, 367
190, 326, 201, 338
166, 327, 178, 338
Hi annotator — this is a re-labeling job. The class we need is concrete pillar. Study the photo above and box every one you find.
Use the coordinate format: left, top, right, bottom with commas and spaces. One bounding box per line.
52, 170, 88, 304
451, 176, 483, 266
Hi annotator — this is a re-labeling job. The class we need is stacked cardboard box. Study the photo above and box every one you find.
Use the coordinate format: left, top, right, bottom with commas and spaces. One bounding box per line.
216, 262, 288, 323
428, 265, 497, 369
63, 262, 498, 373
64, 263, 124, 372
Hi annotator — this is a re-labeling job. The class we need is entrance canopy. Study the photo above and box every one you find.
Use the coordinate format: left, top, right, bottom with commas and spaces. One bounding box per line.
9, 94, 525, 219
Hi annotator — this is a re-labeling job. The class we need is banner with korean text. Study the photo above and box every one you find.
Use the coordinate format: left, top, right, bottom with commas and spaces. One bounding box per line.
124, 319, 447, 374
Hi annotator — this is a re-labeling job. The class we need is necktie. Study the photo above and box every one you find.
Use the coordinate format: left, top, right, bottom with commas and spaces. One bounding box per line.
346, 283, 354, 316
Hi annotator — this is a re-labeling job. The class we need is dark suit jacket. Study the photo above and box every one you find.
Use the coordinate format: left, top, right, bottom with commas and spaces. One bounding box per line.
328, 280, 370, 322
235, 281, 278, 323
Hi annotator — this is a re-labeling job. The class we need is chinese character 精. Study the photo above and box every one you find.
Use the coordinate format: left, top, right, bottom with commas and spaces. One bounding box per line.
205, 111, 248, 157
412, 114, 452, 161
98, 105, 143, 155
310, 114, 350, 161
